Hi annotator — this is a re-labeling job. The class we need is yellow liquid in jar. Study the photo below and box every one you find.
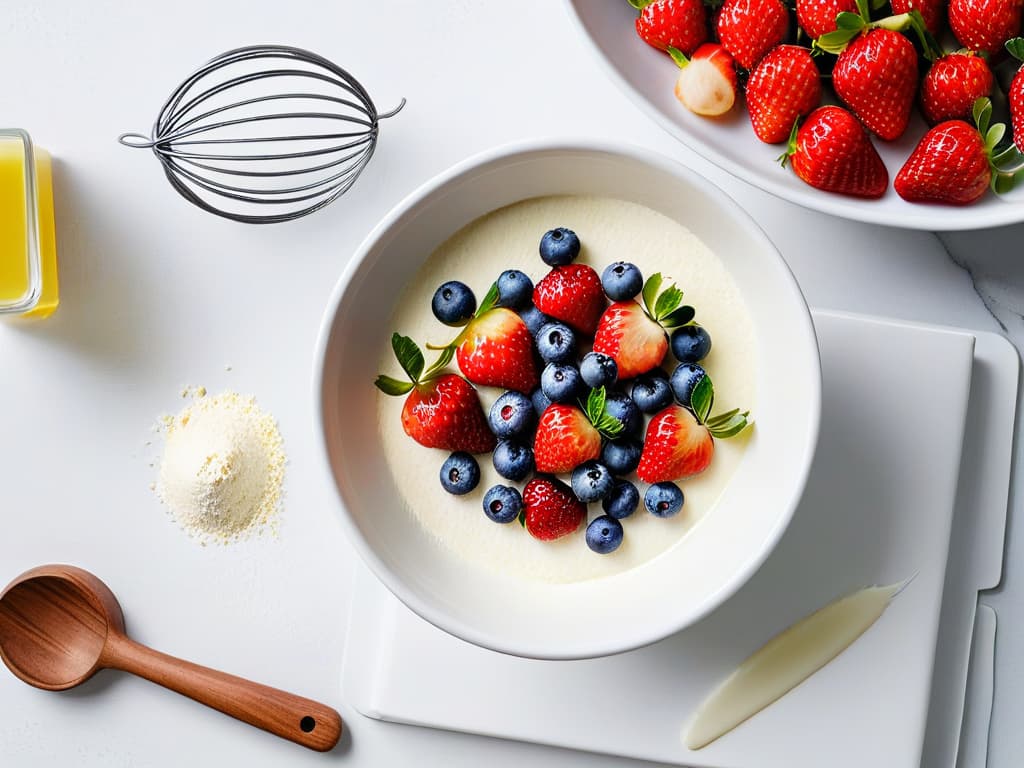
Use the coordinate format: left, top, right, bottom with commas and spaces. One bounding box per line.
0, 137, 59, 317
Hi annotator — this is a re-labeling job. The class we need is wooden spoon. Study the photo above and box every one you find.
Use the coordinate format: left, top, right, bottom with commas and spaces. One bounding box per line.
0, 564, 342, 752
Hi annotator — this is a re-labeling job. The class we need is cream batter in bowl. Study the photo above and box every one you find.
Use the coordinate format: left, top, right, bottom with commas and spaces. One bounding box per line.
315, 140, 820, 660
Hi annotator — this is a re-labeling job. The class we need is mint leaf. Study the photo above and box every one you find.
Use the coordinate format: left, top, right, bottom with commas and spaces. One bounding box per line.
642, 273, 663, 316
391, 333, 424, 383
374, 375, 414, 396
586, 386, 607, 424
654, 284, 684, 320
662, 304, 695, 329
706, 407, 740, 428
690, 375, 714, 424
708, 411, 752, 439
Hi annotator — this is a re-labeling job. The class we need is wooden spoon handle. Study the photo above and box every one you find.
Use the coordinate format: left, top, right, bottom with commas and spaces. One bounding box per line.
102, 635, 342, 751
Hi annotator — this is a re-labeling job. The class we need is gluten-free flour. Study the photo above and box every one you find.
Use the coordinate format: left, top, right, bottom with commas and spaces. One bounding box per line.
155, 389, 285, 543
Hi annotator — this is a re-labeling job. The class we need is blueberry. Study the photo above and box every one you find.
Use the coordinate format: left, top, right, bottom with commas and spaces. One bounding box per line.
571, 460, 614, 503
489, 391, 535, 438
482, 485, 523, 524
580, 351, 618, 388
630, 372, 674, 414
518, 303, 553, 336
586, 515, 624, 554
492, 440, 535, 481
602, 480, 639, 519
605, 390, 643, 437
670, 363, 707, 408
431, 281, 476, 326
601, 438, 642, 476
439, 452, 480, 495
536, 322, 576, 364
496, 269, 534, 310
542, 362, 583, 403
601, 261, 643, 301
531, 387, 552, 418
644, 481, 684, 518
671, 325, 712, 363
539, 227, 581, 266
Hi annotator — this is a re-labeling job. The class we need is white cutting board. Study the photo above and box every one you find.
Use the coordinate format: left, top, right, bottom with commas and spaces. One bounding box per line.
341, 311, 1016, 768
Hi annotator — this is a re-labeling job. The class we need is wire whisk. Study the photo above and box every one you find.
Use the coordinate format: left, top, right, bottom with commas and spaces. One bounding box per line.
119, 44, 405, 224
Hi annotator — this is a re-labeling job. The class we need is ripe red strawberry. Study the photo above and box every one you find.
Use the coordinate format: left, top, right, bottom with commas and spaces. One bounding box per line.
891, 0, 946, 36
532, 388, 623, 474
632, 0, 709, 55
948, 0, 1024, 57
796, 0, 858, 39
457, 307, 539, 393
533, 263, 606, 336
782, 106, 889, 198
1009, 38, 1024, 150
522, 476, 586, 541
592, 273, 694, 380
671, 43, 738, 117
832, 28, 919, 140
375, 334, 495, 454
746, 45, 823, 144
714, 0, 790, 69
920, 52, 994, 125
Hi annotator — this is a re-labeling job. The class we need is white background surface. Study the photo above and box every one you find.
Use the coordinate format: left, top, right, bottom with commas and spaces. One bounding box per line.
1, 1, 1022, 766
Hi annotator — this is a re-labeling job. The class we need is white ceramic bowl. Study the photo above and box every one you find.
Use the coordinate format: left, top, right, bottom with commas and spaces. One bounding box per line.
315, 140, 821, 660
564, 0, 1024, 230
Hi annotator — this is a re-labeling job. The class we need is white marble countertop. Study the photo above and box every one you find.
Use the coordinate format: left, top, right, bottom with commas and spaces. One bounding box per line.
0, 1, 1020, 766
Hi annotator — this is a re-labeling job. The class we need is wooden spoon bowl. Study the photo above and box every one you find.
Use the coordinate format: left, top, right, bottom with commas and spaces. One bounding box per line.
0, 564, 342, 751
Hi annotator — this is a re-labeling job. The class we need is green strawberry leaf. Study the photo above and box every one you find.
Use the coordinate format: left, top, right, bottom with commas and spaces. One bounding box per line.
642, 273, 663, 316
627, 0, 654, 9
868, 0, 888, 9
706, 407, 740, 427
518, 508, 526, 527
690, 374, 714, 424
994, 170, 1020, 195
667, 46, 690, 68
654, 284, 685, 321
1007, 37, 1024, 62
707, 411, 752, 439
662, 304, 696, 329
423, 344, 456, 379
986, 123, 1007, 154
586, 386, 625, 439
476, 282, 500, 317
374, 375, 414, 396
813, 23, 861, 55
973, 97, 992, 136
835, 11, 865, 30
854, 0, 869, 19
392, 333, 424, 383
587, 386, 607, 422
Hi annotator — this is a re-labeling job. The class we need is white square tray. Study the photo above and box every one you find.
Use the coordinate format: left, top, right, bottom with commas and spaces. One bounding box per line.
341, 310, 1018, 768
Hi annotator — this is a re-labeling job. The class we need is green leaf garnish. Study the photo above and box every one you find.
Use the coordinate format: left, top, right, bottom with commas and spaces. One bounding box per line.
374, 375, 414, 396
707, 410, 752, 439
654, 284, 684, 320
1007, 37, 1024, 62
667, 46, 690, 68
423, 344, 456, 378
835, 11, 865, 30
627, 0, 654, 10
476, 282, 500, 317
690, 375, 714, 424
641, 273, 663, 317
518, 508, 526, 527
585, 386, 625, 439
662, 304, 696, 329
392, 333, 424, 382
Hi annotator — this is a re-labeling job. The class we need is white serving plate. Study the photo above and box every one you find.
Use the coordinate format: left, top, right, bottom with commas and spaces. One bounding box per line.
314, 139, 821, 660
341, 311, 1018, 768
564, 0, 1024, 231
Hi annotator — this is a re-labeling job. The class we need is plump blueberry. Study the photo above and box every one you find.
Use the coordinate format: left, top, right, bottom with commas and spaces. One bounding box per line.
601, 438, 642, 476
580, 351, 618, 388
536, 321, 576, 364
602, 480, 639, 519
518, 303, 553, 336
644, 481, 684, 518
439, 452, 480, 495
670, 363, 707, 408
496, 269, 534, 310
605, 390, 643, 437
542, 362, 583, 403
630, 372, 674, 414
601, 261, 643, 301
586, 515, 624, 554
539, 227, 581, 266
531, 387, 552, 418
482, 485, 523, 524
431, 281, 476, 326
571, 460, 614, 503
671, 325, 712, 363
492, 439, 535, 481
489, 391, 535, 438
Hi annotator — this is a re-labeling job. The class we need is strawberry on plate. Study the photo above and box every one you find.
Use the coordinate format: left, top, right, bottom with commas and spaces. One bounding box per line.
522, 475, 587, 541
592, 273, 694, 379
533, 263, 606, 336
796, 0, 858, 39
746, 45, 823, 144
375, 334, 496, 454
533, 388, 624, 474
920, 51, 994, 125
714, 0, 790, 69
948, 0, 1024, 57
637, 374, 751, 483
670, 43, 738, 117
631, 0, 709, 55
781, 105, 889, 198
1008, 38, 1024, 150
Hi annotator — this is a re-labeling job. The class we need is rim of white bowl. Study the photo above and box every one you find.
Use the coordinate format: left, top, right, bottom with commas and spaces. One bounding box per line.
313, 137, 822, 659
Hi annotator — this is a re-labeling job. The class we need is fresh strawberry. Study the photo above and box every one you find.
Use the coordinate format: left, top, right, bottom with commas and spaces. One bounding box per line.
670, 43, 738, 117
894, 98, 1021, 204
375, 334, 495, 454
637, 375, 750, 483
891, 0, 946, 37
796, 0, 858, 39
522, 476, 586, 541
714, 0, 790, 69
592, 273, 694, 379
533, 388, 624, 474
632, 0, 709, 55
920, 51, 994, 125
1009, 38, 1024, 150
745, 45, 823, 144
948, 0, 1024, 57
533, 263, 606, 336
781, 106, 889, 198
832, 29, 919, 140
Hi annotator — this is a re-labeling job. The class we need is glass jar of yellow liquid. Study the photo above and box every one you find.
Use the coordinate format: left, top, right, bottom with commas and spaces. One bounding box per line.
0, 129, 58, 318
